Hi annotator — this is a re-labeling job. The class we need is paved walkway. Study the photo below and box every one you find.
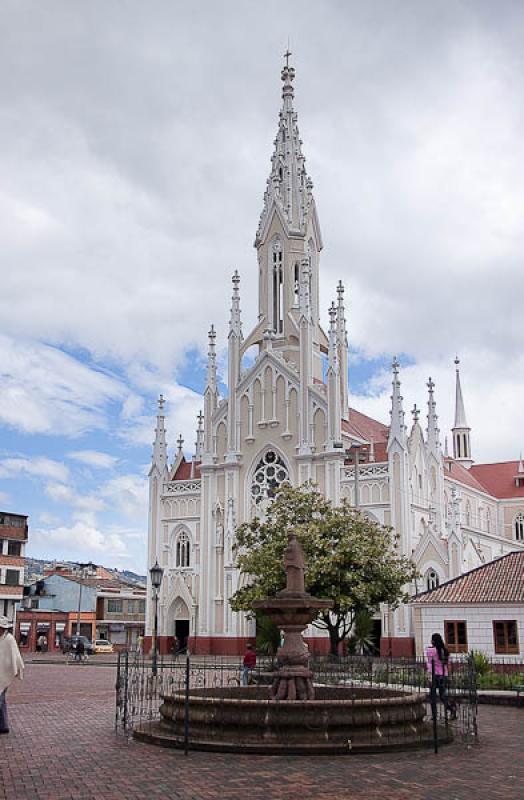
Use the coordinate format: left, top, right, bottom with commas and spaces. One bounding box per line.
2, 663, 522, 800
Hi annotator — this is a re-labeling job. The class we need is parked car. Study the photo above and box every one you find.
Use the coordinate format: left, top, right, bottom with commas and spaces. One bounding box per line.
61, 635, 94, 655
93, 639, 114, 654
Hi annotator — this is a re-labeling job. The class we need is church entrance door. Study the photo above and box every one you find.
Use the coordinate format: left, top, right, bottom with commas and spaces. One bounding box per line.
175, 619, 189, 653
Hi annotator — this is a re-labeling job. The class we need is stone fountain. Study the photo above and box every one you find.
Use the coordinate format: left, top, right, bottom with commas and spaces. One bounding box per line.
135, 533, 446, 753
252, 532, 332, 701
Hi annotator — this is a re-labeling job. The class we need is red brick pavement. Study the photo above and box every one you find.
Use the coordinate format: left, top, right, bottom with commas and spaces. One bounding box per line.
1, 664, 522, 800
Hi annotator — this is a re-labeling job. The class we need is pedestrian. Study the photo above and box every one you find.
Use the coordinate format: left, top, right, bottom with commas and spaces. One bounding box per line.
242, 643, 256, 686
74, 638, 85, 663
136, 635, 143, 655
0, 616, 24, 734
37, 633, 44, 652
426, 632, 457, 719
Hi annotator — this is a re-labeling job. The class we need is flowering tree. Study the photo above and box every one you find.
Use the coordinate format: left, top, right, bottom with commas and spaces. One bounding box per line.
230, 484, 418, 656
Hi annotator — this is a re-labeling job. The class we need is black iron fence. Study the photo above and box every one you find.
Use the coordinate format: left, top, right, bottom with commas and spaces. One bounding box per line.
115, 653, 478, 754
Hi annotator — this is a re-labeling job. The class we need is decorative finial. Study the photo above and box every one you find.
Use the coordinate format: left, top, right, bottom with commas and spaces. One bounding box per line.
455, 355, 460, 369
197, 410, 204, 429
392, 356, 400, 375
232, 269, 240, 291
158, 394, 165, 412
337, 280, 344, 299
427, 377, 435, 393
209, 324, 216, 345
284, 45, 292, 69
328, 300, 337, 329
176, 433, 184, 453
412, 403, 420, 423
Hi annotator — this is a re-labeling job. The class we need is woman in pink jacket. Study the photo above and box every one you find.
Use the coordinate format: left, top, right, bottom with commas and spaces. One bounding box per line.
426, 632, 457, 719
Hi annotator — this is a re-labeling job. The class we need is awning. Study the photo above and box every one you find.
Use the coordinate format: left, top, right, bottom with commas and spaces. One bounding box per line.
55, 623, 66, 632
37, 623, 50, 631
19, 623, 31, 633
109, 624, 125, 632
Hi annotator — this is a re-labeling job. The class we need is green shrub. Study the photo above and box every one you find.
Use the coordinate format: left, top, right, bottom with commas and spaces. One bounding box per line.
467, 649, 491, 676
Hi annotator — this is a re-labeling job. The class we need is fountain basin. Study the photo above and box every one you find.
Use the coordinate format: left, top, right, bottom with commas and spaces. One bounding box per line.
134, 685, 447, 754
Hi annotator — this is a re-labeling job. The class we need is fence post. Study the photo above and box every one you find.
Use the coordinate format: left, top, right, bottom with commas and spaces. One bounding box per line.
115, 650, 121, 732
431, 658, 438, 754
123, 650, 129, 732
184, 652, 190, 756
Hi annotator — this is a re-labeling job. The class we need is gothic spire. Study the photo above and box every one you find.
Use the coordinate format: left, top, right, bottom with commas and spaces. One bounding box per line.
452, 357, 472, 466
151, 394, 168, 471
229, 270, 242, 338
206, 324, 218, 393
453, 357, 468, 428
387, 357, 407, 449
195, 410, 204, 461
426, 376, 441, 453
256, 54, 315, 242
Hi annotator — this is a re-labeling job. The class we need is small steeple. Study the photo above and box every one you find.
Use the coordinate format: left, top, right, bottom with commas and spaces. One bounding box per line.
195, 410, 204, 460
369, 437, 376, 463
426, 376, 441, 453
328, 301, 337, 366
229, 270, 242, 337
151, 394, 168, 471
326, 300, 341, 449
452, 357, 472, 467
388, 357, 407, 449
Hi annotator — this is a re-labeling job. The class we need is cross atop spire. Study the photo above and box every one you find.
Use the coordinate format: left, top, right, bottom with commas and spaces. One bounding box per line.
176, 433, 184, 453
283, 46, 292, 69
412, 403, 420, 423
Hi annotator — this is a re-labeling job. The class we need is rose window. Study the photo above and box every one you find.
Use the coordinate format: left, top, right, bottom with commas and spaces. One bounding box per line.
251, 451, 289, 504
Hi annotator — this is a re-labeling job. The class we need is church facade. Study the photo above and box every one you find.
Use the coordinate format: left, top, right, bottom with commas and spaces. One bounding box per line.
146, 61, 524, 656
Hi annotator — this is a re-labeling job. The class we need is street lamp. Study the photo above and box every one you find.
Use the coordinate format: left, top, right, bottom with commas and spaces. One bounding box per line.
346, 444, 367, 510
75, 562, 96, 636
149, 560, 164, 676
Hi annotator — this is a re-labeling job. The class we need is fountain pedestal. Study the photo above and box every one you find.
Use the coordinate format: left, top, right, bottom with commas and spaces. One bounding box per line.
252, 533, 332, 700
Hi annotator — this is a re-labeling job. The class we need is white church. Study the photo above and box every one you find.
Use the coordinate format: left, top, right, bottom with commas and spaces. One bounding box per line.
146, 60, 524, 657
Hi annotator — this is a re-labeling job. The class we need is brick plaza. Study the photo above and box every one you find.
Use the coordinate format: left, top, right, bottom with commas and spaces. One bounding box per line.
1, 663, 522, 800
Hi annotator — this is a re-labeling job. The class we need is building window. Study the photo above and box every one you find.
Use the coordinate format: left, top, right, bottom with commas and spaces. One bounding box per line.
176, 531, 190, 568
445, 620, 468, 653
107, 599, 123, 614
127, 600, 138, 614
7, 541, 22, 556
138, 600, 146, 614
251, 450, 289, 505
425, 569, 439, 591
271, 238, 283, 334
493, 620, 519, 654
515, 513, 524, 542
4, 569, 20, 586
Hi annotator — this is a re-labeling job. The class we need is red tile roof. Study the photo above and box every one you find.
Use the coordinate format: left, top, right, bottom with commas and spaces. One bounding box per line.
342, 408, 389, 462
173, 458, 201, 481
413, 551, 524, 604
469, 461, 524, 500
443, 458, 488, 493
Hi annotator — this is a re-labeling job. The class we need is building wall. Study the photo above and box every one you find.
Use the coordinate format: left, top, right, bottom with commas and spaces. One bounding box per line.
413, 603, 524, 663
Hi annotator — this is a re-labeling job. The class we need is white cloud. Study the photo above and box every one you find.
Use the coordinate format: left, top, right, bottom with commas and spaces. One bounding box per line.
32, 521, 128, 559
0, 456, 69, 483
101, 474, 148, 520
67, 450, 117, 469
38, 511, 60, 525
0, 335, 125, 436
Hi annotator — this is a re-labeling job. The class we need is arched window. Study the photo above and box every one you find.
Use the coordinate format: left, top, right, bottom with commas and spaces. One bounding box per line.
293, 262, 300, 306
175, 531, 190, 568
515, 513, 524, 542
271, 238, 283, 334
426, 569, 439, 591
251, 450, 289, 505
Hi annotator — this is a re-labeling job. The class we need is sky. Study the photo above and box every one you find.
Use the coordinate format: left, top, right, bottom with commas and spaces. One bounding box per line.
1, 0, 523, 574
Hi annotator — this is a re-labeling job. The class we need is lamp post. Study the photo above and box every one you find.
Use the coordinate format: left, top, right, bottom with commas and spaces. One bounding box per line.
75, 562, 95, 636
149, 560, 164, 676
346, 444, 367, 509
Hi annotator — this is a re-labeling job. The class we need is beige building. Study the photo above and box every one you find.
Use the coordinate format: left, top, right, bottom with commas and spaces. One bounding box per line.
147, 59, 524, 656
0, 511, 27, 623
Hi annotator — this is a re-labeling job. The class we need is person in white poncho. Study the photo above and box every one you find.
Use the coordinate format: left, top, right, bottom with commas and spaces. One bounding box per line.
0, 615, 24, 734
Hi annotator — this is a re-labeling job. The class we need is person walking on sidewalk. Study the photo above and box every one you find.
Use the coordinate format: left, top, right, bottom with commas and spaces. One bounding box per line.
242, 643, 256, 686
426, 632, 457, 719
0, 616, 24, 734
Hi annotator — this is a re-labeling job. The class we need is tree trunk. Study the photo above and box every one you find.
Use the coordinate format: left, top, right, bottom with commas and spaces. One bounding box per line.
327, 623, 341, 657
